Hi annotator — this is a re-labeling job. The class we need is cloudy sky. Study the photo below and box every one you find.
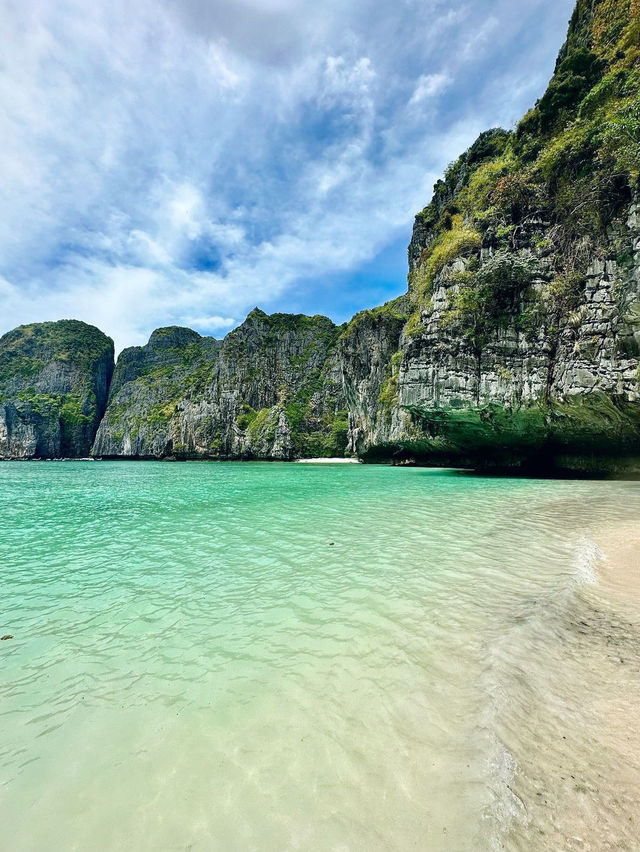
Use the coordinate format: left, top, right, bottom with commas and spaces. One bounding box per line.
1, 0, 575, 351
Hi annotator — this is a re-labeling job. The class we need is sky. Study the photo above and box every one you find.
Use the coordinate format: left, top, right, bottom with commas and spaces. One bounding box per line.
0, 0, 576, 352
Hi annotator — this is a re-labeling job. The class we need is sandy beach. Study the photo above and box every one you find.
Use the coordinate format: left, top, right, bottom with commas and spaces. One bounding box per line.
594, 521, 640, 617
500, 517, 640, 850
295, 457, 362, 463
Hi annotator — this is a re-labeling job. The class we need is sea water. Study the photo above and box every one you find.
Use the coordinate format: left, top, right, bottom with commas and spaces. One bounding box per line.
1, 461, 639, 851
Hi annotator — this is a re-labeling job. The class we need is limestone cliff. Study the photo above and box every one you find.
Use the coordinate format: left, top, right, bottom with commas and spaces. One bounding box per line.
92, 326, 220, 458
369, 196, 640, 471
354, 0, 640, 471
93, 311, 348, 460
0, 321, 114, 458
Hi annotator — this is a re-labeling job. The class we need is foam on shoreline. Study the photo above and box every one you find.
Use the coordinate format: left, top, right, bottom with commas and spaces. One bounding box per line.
572, 537, 603, 585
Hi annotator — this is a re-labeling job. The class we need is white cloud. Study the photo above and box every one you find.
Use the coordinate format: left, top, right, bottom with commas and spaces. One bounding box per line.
167, 184, 207, 240
128, 230, 172, 266
206, 44, 244, 91
409, 72, 451, 106
324, 56, 376, 97
0, 0, 577, 353
182, 315, 237, 332
460, 15, 500, 60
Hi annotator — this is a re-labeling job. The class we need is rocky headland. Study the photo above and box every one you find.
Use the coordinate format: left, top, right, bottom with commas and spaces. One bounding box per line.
0, 320, 113, 459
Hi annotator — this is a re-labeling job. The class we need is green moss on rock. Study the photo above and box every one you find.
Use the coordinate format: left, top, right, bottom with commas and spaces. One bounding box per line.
0, 320, 114, 458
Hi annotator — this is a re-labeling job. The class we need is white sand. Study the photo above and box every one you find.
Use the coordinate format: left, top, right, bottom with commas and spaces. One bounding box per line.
295, 457, 362, 463
594, 520, 640, 615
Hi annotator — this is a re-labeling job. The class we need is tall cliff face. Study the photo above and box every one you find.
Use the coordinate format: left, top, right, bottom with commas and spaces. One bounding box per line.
92, 326, 221, 458
0, 321, 114, 459
349, 0, 640, 471
337, 296, 419, 458
386, 197, 640, 470
93, 311, 349, 460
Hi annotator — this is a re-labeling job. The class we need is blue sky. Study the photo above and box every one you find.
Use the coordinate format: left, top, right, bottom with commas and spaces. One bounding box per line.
0, 0, 576, 352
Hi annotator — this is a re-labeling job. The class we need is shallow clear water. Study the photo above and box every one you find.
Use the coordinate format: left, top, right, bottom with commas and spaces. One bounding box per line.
1, 461, 639, 851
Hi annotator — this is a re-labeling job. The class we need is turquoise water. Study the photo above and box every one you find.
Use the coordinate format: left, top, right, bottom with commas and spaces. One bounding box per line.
1, 462, 640, 850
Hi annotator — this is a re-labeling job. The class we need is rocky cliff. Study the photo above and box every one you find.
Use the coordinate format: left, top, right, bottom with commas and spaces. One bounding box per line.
1, 0, 639, 471
0, 321, 114, 458
92, 325, 221, 458
362, 0, 640, 472
93, 311, 349, 460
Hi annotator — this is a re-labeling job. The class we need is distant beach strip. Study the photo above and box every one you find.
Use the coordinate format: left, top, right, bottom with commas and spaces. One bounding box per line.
295, 457, 362, 463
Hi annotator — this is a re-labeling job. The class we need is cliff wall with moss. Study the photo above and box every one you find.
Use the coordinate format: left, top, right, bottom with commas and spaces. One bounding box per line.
0, 321, 114, 459
347, 0, 640, 472
93, 311, 348, 460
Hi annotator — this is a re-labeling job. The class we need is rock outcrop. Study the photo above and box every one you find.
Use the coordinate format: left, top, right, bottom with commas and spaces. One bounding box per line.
373, 197, 640, 472
0, 321, 114, 458
92, 326, 220, 458
93, 311, 349, 460
353, 0, 640, 472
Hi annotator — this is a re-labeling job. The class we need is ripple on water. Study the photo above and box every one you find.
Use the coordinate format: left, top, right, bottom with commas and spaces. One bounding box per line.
1, 462, 639, 851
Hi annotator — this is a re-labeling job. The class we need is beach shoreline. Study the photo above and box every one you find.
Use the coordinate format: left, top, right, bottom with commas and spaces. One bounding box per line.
593, 520, 640, 618
295, 457, 362, 464
490, 507, 640, 850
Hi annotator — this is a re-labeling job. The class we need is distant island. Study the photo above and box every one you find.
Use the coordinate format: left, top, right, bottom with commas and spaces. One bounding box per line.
1, 0, 639, 473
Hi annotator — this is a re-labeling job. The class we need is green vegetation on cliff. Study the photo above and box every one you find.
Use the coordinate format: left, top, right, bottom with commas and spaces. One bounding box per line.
412, 0, 639, 316
0, 321, 113, 390
405, 392, 640, 473
0, 320, 114, 458
227, 310, 348, 459
93, 327, 220, 457
94, 311, 350, 460
394, 0, 640, 470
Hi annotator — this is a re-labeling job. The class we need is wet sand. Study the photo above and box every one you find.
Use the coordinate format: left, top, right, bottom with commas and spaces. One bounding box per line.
499, 520, 640, 851
595, 521, 640, 616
